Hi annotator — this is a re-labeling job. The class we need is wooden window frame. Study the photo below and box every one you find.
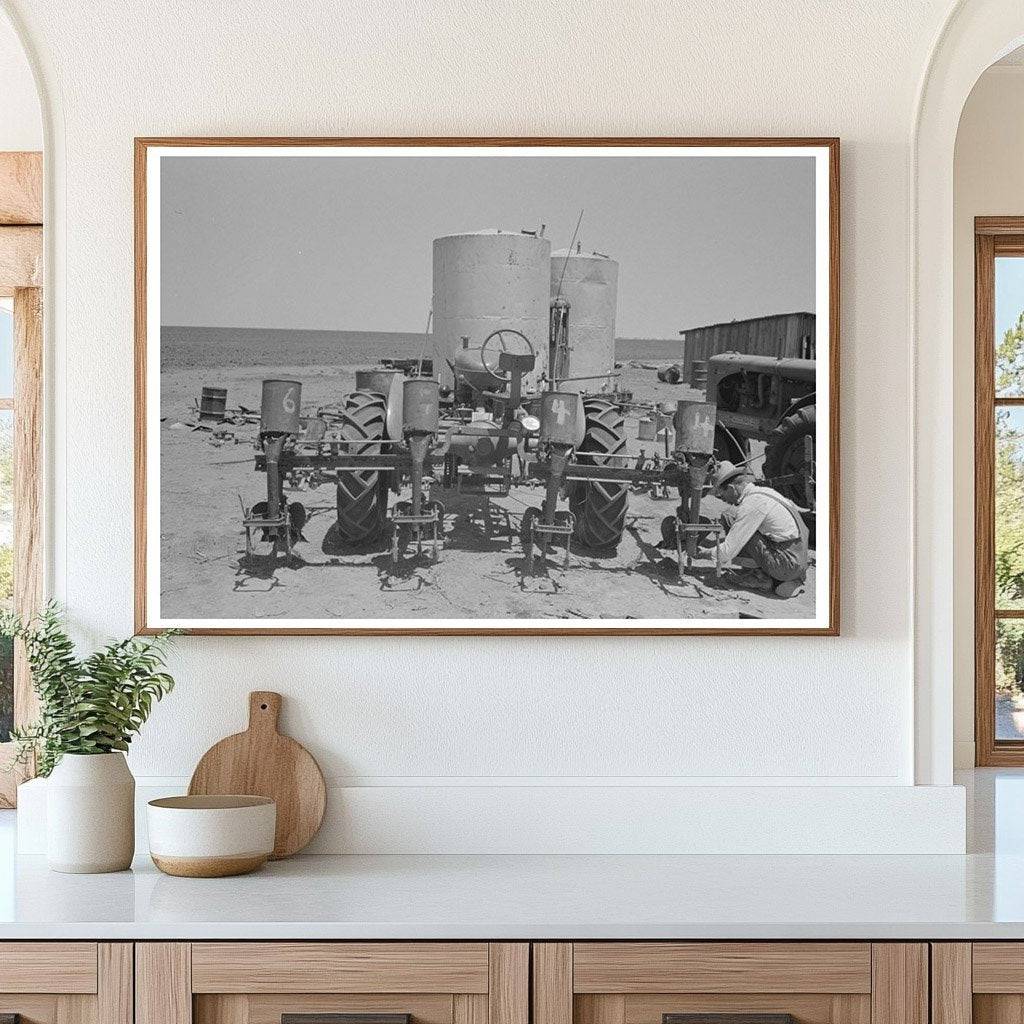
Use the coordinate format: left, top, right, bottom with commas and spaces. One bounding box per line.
975, 217, 1024, 765
0, 151, 43, 806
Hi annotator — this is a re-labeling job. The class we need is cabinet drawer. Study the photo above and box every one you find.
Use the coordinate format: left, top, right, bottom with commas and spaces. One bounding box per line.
0, 943, 130, 1024
933, 943, 1024, 1024
191, 943, 490, 993
572, 943, 872, 994
139, 942, 528, 1024
0, 942, 98, 993
535, 943, 925, 1024
973, 943, 1024, 992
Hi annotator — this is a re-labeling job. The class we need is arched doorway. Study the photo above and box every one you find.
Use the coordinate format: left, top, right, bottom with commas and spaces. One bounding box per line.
914, 0, 1024, 784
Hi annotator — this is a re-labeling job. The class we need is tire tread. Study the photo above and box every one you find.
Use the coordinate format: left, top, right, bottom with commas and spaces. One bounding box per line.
570, 398, 629, 551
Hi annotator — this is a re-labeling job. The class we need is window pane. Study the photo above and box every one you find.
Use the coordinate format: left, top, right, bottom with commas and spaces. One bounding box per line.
0, 302, 11, 398
0, 408, 12, 742
998, 620, 1024, 740
996, 257, 1024, 396
996, 407, 1024, 608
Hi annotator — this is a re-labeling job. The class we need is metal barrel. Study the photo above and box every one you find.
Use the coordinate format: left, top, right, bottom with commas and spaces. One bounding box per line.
539, 391, 582, 446
691, 360, 708, 388
638, 415, 656, 441
433, 230, 550, 393
355, 368, 401, 396
549, 249, 619, 394
402, 378, 440, 435
260, 379, 302, 435
674, 400, 717, 455
199, 386, 227, 422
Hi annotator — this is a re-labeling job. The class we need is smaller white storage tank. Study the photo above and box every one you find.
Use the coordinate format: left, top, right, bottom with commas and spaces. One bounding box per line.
550, 248, 619, 394
433, 230, 552, 392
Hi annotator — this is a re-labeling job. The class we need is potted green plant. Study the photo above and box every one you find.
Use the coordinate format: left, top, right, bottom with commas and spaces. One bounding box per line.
2, 604, 177, 873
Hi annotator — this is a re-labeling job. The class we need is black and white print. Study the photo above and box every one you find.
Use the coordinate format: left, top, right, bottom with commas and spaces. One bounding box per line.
140, 142, 835, 633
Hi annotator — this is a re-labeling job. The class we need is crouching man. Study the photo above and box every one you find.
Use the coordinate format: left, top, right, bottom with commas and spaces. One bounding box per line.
708, 461, 809, 598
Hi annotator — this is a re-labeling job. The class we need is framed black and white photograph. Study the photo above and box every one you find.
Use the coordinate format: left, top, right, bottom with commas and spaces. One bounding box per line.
135, 138, 838, 635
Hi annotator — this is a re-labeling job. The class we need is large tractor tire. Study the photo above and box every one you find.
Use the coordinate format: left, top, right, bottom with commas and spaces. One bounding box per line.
326, 390, 388, 547
764, 404, 816, 508
570, 398, 629, 551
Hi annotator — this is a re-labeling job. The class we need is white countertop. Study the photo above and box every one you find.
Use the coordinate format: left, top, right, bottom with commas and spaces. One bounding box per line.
1, 769, 1022, 941
1, 849, 1023, 940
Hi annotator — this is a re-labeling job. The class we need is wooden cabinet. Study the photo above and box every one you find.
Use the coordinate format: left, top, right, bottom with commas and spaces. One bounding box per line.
533, 944, 928, 1024
0, 943, 132, 1024
930, 943, 1024, 1024
136, 943, 528, 1024
0, 938, 944, 1024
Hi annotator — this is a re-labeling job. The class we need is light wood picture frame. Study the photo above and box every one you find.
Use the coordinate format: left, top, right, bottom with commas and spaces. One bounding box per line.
135, 137, 840, 636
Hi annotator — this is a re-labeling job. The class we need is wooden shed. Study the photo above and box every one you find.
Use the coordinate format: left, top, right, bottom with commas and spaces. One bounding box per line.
679, 311, 815, 383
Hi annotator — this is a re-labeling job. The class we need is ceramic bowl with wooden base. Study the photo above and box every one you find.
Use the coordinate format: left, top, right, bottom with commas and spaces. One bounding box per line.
147, 795, 276, 877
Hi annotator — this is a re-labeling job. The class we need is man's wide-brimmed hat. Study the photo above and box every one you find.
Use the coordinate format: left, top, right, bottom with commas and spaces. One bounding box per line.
713, 460, 747, 493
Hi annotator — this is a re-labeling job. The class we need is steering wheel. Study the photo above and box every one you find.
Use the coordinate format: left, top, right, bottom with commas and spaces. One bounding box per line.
480, 328, 536, 383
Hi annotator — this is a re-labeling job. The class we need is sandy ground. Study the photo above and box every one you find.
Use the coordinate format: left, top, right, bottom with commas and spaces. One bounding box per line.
158, 362, 817, 622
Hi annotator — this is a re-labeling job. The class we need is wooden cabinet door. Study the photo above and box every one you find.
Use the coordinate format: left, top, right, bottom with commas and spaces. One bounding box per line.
0, 942, 132, 1024
137, 943, 528, 1024
534, 944, 927, 1024
933, 943, 1024, 1024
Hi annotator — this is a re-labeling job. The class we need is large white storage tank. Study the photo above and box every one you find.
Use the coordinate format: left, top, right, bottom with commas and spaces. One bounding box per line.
432, 230, 551, 392
550, 248, 619, 394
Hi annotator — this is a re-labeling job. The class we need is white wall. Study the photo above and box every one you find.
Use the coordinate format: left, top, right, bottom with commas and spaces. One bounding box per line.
952, 65, 1024, 768
1, 0, 973, 851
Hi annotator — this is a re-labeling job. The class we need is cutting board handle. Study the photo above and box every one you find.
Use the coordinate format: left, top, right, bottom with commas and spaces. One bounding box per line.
248, 691, 282, 734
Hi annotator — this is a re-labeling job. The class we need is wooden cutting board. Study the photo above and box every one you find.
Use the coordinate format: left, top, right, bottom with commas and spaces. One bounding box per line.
188, 691, 326, 859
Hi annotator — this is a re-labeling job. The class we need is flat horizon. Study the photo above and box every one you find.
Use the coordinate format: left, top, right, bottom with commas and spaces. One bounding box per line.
161, 324, 688, 342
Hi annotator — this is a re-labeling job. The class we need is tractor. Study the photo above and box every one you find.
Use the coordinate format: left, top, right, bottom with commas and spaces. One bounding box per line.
237, 228, 787, 580
241, 327, 647, 572
239, 230, 663, 571
702, 351, 817, 515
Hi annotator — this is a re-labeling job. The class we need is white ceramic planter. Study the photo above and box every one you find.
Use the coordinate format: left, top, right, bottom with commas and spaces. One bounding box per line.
46, 752, 135, 873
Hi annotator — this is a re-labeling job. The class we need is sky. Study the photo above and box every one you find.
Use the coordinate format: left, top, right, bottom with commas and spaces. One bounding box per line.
997, 257, 1024, 340
160, 152, 816, 339
0, 306, 12, 395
